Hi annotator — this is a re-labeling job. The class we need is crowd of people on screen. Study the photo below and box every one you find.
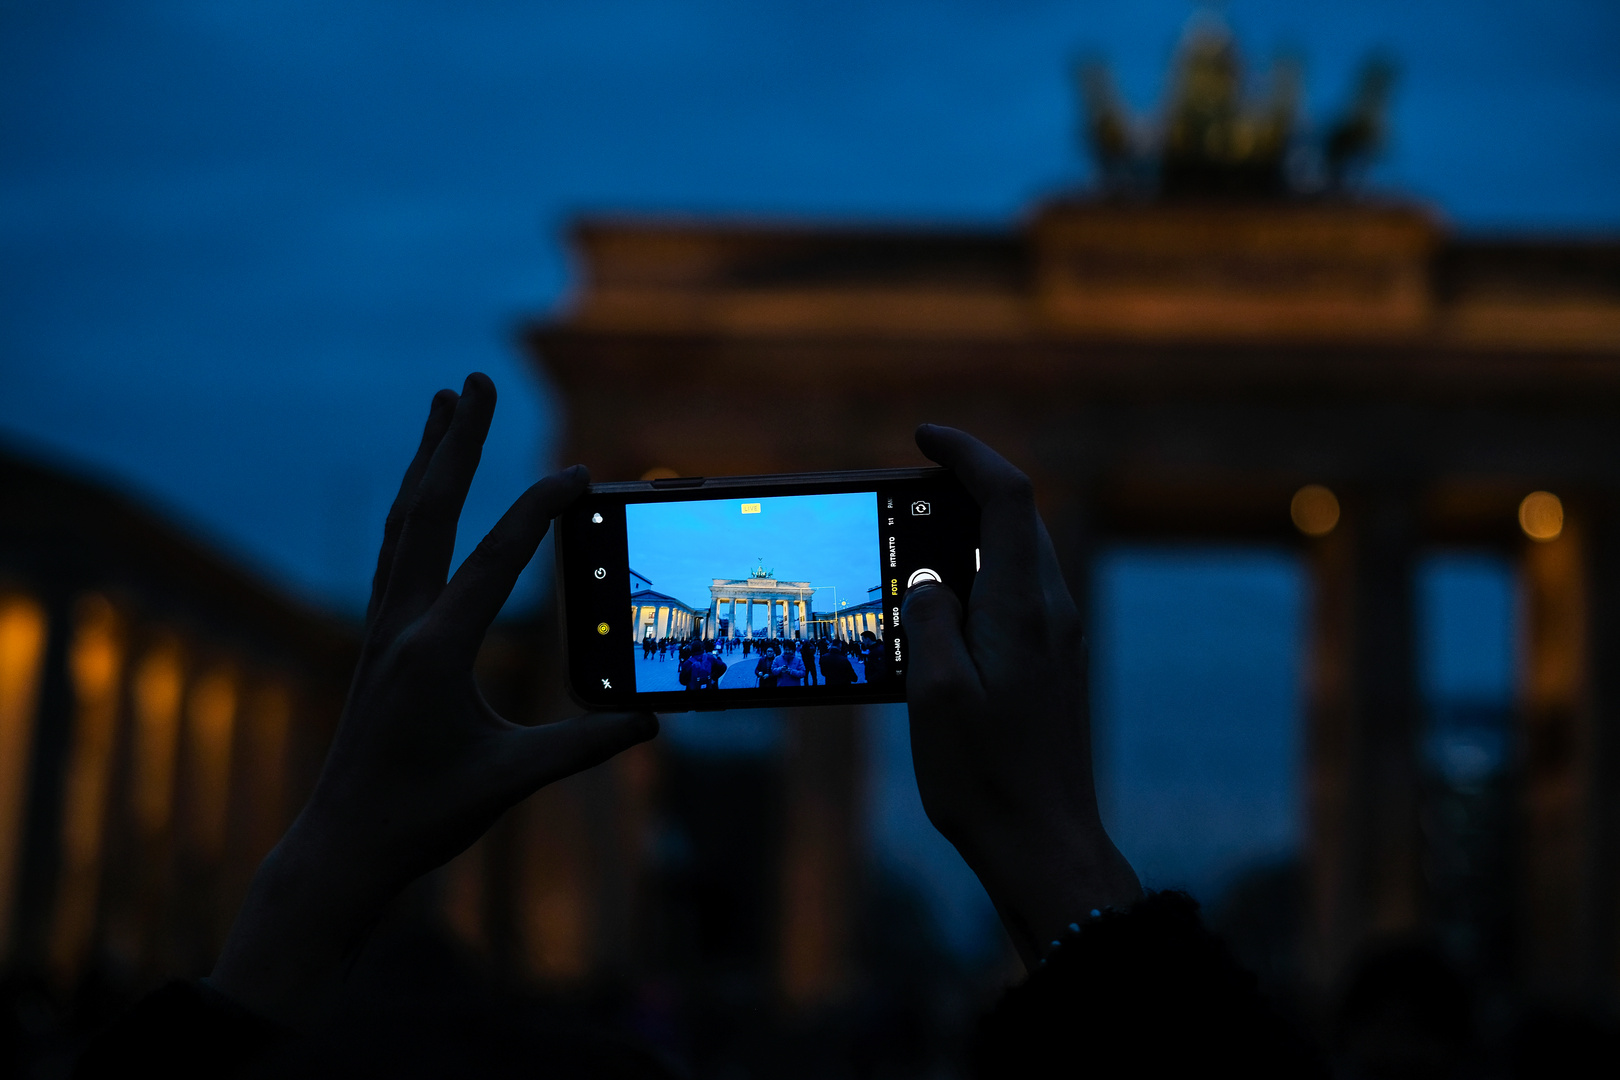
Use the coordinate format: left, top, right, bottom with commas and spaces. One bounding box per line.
639, 630, 892, 690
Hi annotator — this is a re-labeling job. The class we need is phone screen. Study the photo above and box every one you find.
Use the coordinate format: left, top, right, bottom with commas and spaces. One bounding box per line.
557, 469, 976, 711
627, 490, 880, 690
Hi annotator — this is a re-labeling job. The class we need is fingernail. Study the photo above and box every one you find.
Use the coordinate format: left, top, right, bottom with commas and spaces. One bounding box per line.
463, 371, 495, 399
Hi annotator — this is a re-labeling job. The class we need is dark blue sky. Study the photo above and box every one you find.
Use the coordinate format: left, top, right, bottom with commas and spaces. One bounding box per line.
3, 0, 1617, 614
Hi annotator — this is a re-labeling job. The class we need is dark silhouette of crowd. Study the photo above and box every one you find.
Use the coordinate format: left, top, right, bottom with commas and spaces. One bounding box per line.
641, 627, 891, 692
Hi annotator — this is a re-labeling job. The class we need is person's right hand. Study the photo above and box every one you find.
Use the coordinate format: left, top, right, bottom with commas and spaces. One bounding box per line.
902, 425, 1140, 969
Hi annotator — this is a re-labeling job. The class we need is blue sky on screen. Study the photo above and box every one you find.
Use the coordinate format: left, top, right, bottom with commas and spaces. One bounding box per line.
625, 492, 881, 614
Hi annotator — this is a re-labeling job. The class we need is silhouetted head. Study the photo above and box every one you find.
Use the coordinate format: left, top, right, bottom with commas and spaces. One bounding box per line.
1336, 940, 1472, 1080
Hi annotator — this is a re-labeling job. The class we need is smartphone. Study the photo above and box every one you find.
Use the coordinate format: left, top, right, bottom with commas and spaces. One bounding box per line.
557, 467, 979, 711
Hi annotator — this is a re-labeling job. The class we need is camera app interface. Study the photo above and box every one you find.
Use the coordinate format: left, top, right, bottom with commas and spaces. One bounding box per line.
623, 492, 889, 693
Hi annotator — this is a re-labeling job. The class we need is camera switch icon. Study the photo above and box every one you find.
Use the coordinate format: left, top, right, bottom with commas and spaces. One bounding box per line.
911, 500, 930, 516
594, 567, 606, 579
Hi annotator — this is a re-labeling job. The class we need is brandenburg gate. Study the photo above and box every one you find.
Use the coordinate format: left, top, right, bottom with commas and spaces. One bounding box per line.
524, 31, 1620, 1018
708, 573, 813, 639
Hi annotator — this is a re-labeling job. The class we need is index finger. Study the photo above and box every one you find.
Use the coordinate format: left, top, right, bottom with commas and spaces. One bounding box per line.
433, 465, 591, 661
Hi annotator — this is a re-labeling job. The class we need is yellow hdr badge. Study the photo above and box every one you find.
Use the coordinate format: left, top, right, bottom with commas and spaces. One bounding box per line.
741, 502, 761, 514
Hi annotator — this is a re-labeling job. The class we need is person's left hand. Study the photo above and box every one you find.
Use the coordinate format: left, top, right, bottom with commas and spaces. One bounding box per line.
210, 374, 656, 1024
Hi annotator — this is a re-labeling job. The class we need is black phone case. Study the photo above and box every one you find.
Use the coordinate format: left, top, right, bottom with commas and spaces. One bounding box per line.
556, 467, 977, 712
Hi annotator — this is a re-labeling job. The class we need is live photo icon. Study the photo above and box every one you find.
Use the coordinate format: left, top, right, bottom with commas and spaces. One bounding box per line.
911, 500, 930, 516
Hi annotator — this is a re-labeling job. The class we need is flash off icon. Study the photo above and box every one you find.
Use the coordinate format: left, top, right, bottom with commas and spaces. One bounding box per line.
911, 500, 930, 516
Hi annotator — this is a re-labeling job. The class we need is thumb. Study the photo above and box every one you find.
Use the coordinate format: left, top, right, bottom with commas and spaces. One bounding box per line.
502, 711, 659, 795
902, 582, 978, 709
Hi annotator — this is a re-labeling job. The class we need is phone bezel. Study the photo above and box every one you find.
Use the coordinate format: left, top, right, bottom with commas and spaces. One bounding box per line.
555, 466, 977, 712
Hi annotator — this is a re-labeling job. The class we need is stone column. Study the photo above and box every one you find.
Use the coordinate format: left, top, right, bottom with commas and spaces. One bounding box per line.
778, 704, 859, 1009
9, 581, 77, 975
746, 599, 754, 638
1584, 501, 1620, 1009
1304, 487, 1422, 988
1519, 502, 1620, 1007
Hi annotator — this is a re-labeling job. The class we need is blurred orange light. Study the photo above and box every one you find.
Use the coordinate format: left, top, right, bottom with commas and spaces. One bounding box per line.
52, 596, 124, 980
0, 595, 48, 958
132, 640, 184, 836
186, 668, 237, 857
641, 466, 679, 481
1519, 491, 1564, 541
1291, 484, 1340, 537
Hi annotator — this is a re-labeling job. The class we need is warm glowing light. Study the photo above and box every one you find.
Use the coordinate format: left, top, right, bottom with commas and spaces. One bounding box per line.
186, 668, 237, 857
132, 639, 185, 836
640, 466, 678, 481
1519, 491, 1564, 542
52, 596, 123, 980
241, 682, 291, 856
0, 595, 48, 958
1291, 484, 1341, 537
